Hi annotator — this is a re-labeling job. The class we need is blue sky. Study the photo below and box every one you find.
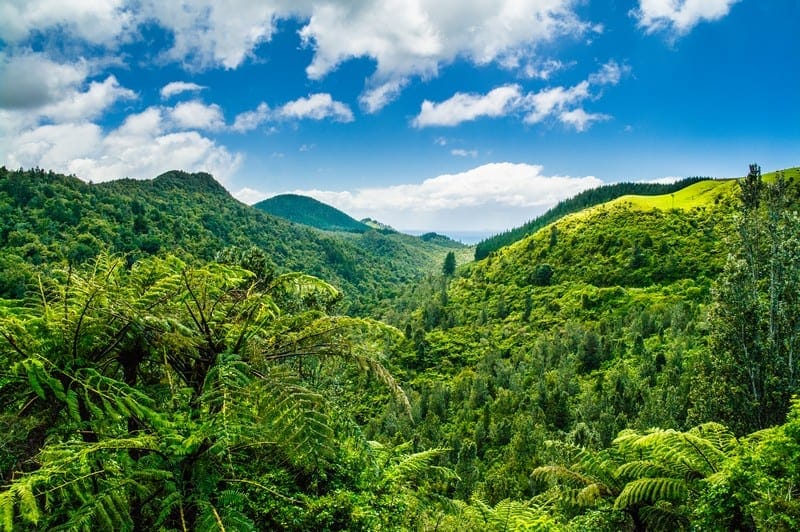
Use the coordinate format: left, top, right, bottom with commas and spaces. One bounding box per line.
1, 1, 798, 237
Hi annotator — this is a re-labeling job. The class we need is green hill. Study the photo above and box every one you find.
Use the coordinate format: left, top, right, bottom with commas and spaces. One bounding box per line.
0, 168, 463, 315
474, 177, 708, 259
377, 165, 800, 514
254, 193, 371, 233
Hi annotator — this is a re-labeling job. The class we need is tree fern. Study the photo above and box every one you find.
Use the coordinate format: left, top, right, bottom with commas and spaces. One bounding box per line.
615, 477, 688, 509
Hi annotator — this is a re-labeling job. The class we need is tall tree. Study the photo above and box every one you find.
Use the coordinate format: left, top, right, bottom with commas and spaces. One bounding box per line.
442, 251, 456, 277
692, 165, 800, 434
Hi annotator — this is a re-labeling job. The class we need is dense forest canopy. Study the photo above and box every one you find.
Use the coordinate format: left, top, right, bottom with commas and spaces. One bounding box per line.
0, 167, 465, 316
1, 165, 800, 530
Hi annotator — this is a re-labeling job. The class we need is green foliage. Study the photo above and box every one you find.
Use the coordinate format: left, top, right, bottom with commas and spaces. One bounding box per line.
254, 193, 371, 233
475, 177, 708, 260
694, 397, 800, 531
0, 168, 464, 315
0, 253, 414, 530
692, 166, 800, 434
443, 251, 457, 276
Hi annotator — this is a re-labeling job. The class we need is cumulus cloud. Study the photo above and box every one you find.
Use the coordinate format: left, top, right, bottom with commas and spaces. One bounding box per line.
0, 52, 90, 110
558, 108, 610, 132
299, 0, 589, 109
278, 93, 353, 122
2, 106, 241, 183
0, 0, 134, 45
140, 0, 287, 69
413, 85, 522, 127
169, 100, 225, 131
632, 0, 741, 36
413, 60, 628, 131
279, 162, 603, 231
160, 81, 206, 99
451, 149, 478, 158
360, 79, 409, 114
0, 1, 595, 107
233, 187, 270, 205
522, 59, 572, 80
523, 82, 590, 125
1, 63, 239, 184
231, 102, 271, 133
42, 76, 136, 122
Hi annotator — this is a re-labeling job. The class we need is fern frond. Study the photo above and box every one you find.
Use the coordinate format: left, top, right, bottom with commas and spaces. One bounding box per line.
253, 369, 334, 465
614, 477, 687, 510
615, 460, 673, 481
639, 502, 690, 532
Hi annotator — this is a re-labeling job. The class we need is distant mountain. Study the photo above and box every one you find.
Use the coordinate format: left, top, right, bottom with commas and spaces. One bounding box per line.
0, 168, 463, 314
254, 194, 370, 233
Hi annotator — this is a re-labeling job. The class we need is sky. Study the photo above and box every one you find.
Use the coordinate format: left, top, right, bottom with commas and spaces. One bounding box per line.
0, 0, 798, 239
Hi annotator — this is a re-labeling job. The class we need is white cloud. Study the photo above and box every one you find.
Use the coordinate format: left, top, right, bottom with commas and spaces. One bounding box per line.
299, 0, 589, 109
233, 187, 270, 204
523, 81, 590, 124
558, 108, 610, 132
0, 1, 594, 107
160, 81, 206, 99
42, 75, 136, 122
231, 102, 271, 132
588, 60, 630, 86
451, 149, 477, 158
632, 0, 740, 36
413, 85, 522, 127
414, 60, 627, 131
359, 78, 409, 114
279, 93, 354, 122
169, 100, 225, 131
522, 59, 571, 80
286, 162, 603, 231
2, 106, 242, 183
644, 176, 683, 184
140, 0, 286, 69
0, 52, 89, 110
0, 0, 134, 45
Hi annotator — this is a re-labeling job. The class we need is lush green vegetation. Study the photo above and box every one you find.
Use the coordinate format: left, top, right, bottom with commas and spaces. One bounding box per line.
474, 177, 708, 260
254, 193, 372, 233
0, 167, 463, 315
2, 164, 800, 530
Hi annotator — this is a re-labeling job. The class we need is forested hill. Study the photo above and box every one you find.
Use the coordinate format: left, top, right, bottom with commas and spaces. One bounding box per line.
370, 166, 800, 529
254, 193, 372, 233
0, 167, 462, 314
474, 176, 706, 259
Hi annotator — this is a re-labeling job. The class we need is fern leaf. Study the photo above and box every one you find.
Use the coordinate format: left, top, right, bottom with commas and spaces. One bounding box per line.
639, 502, 690, 532
18, 484, 40, 525
615, 477, 687, 510
1, 491, 14, 532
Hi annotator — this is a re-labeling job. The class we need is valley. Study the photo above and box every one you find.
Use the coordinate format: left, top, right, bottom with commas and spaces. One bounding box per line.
1, 164, 799, 530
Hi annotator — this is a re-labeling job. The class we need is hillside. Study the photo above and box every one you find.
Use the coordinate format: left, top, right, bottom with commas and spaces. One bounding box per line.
254, 193, 371, 233
3, 165, 800, 530
0, 168, 462, 314
368, 165, 800, 518
474, 177, 708, 259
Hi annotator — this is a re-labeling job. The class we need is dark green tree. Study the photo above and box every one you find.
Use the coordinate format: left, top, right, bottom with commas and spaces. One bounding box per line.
442, 251, 456, 277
